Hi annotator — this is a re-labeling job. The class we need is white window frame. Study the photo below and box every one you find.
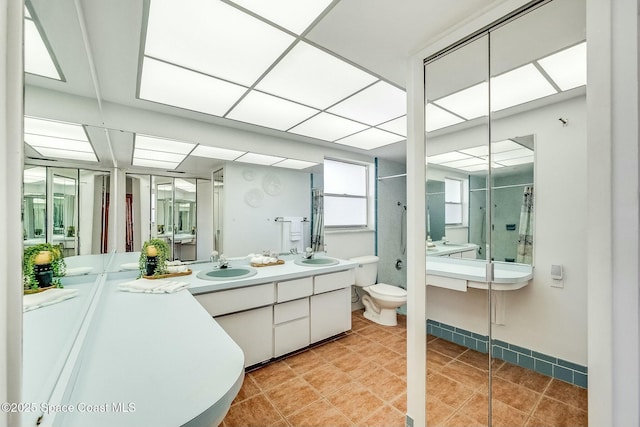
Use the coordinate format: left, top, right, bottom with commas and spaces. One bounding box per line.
445, 177, 464, 225
323, 158, 373, 229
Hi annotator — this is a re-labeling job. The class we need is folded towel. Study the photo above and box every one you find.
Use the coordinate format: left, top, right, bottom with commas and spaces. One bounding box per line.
23, 288, 79, 312
118, 279, 189, 294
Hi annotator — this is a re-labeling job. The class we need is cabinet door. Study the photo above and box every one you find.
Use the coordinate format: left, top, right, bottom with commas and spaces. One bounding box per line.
274, 318, 310, 357
310, 288, 351, 343
216, 306, 273, 367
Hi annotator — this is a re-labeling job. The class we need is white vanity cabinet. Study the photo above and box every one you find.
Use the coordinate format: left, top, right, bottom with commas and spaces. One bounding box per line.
194, 266, 355, 367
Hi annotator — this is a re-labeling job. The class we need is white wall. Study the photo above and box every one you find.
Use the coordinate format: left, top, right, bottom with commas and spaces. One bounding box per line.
78, 171, 95, 255
196, 179, 213, 259
427, 95, 588, 364
222, 162, 311, 257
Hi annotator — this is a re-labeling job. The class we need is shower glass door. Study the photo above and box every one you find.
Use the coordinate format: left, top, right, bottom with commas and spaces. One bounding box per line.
425, 34, 492, 424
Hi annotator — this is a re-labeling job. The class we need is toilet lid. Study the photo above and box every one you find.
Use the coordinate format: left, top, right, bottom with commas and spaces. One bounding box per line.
371, 283, 407, 297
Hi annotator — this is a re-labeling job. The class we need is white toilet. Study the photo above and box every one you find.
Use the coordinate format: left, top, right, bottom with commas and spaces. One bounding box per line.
350, 255, 408, 326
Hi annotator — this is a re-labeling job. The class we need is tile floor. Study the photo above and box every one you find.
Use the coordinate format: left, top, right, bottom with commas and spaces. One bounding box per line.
222, 310, 588, 427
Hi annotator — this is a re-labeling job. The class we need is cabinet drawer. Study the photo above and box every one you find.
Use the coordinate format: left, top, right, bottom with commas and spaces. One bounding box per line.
274, 298, 309, 324
195, 283, 275, 316
277, 277, 313, 302
313, 269, 355, 294
274, 318, 310, 357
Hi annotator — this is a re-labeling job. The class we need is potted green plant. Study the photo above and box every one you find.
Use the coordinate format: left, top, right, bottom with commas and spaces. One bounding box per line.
139, 238, 170, 278
23, 243, 66, 291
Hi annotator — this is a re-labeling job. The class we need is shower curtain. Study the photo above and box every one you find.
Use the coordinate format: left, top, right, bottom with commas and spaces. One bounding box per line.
516, 186, 534, 264
311, 188, 324, 252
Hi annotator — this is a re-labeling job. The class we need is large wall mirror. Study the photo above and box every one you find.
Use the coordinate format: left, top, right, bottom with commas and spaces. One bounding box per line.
424, 0, 587, 425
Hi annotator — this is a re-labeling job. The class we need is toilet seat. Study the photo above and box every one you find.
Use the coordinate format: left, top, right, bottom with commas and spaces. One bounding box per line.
367, 283, 407, 302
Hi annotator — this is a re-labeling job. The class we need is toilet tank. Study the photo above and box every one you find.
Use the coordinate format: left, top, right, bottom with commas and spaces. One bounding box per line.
349, 255, 379, 287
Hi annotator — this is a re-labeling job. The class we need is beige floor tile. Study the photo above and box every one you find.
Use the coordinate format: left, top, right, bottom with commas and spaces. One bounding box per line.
231, 375, 261, 404
358, 367, 407, 402
361, 404, 405, 427
310, 339, 350, 361
327, 382, 385, 423
301, 364, 354, 396
249, 361, 298, 392
224, 394, 283, 427
330, 350, 372, 379
427, 349, 454, 371
492, 376, 541, 414
532, 396, 588, 427
265, 377, 322, 417
427, 373, 475, 409
283, 349, 327, 375
381, 354, 407, 380
428, 338, 468, 358
457, 349, 491, 371
544, 379, 588, 411
441, 412, 487, 427
440, 360, 489, 391
426, 395, 457, 426
495, 362, 552, 393
360, 341, 402, 361
286, 399, 352, 427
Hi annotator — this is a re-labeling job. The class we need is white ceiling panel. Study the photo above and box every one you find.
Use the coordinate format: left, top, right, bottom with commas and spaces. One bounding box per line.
227, 90, 319, 131
255, 42, 378, 109
289, 112, 368, 141
144, 0, 295, 86
229, 0, 333, 34
135, 134, 196, 154
272, 159, 318, 169
538, 42, 587, 91
327, 81, 406, 126
32, 147, 98, 162
335, 128, 404, 150
190, 145, 246, 160
491, 64, 557, 111
434, 82, 488, 120
377, 116, 407, 137
235, 152, 285, 165
425, 104, 465, 132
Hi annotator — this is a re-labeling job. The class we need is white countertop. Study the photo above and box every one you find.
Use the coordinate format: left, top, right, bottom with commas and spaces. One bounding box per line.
187, 256, 359, 295
58, 274, 244, 427
426, 256, 533, 291
426, 242, 479, 257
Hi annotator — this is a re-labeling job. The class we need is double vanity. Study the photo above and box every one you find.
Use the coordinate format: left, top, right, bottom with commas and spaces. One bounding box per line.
24, 253, 357, 427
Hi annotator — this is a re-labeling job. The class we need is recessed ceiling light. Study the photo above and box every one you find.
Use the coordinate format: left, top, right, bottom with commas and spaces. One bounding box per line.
24, 116, 87, 141
425, 104, 465, 132
334, 128, 404, 150
497, 156, 534, 166
459, 145, 489, 156
227, 90, 318, 131
491, 64, 557, 111
190, 145, 246, 160
24, 15, 61, 80
289, 112, 368, 141
491, 139, 525, 153
24, 117, 98, 162
174, 179, 196, 192
256, 42, 378, 109
133, 134, 195, 170
377, 116, 407, 137
272, 159, 318, 169
457, 164, 489, 172
228, 0, 333, 34
144, 0, 295, 86
235, 152, 285, 165
23, 167, 46, 184
433, 82, 488, 120
328, 81, 406, 126
25, 134, 95, 153
492, 148, 532, 162
538, 42, 586, 91
134, 148, 187, 163
440, 157, 487, 169
139, 57, 247, 117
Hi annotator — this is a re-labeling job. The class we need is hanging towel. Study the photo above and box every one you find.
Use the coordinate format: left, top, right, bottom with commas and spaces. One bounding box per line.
280, 217, 305, 253
289, 219, 302, 241
118, 279, 189, 294
23, 288, 79, 312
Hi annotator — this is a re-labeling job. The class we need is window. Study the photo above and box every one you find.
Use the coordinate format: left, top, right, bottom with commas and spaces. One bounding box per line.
324, 159, 369, 227
445, 178, 463, 225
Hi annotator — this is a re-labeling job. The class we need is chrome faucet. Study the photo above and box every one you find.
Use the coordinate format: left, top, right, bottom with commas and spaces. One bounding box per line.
304, 247, 314, 259
218, 254, 229, 269
290, 247, 299, 255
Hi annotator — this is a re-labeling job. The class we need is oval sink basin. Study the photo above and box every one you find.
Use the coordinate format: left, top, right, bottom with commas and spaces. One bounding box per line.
294, 257, 339, 267
197, 267, 257, 281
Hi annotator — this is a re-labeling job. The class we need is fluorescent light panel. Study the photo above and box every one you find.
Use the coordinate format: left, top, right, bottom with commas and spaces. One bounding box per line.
428, 152, 471, 164
335, 128, 404, 150
24, 17, 60, 80
227, 90, 318, 131
377, 116, 407, 137
328, 81, 406, 126
289, 112, 368, 141
132, 158, 180, 169
425, 104, 465, 132
498, 156, 534, 166
228, 0, 332, 34
491, 64, 557, 111
135, 134, 195, 154
24, 117, 87, 141
538, 42, 587, 91
256, 42, 378, 109
144, 0, 295, 86
33, 147, 97, 162
440, 157, 487, 168
25, 134, 94, 153
190, 145, 246, 160
492, 148, 532, 162
139, 57, 248, 117
272, 159, 318, 169
235, 152, 285, 165
434, 82, 488, 120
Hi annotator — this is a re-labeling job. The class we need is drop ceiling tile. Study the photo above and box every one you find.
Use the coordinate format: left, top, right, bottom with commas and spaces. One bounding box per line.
144, 0, 295, 86
288, 112, 368, 141
139, 57, 247, 117
256, 42, 377, 109
190, 145, 246, 160
425, 104, 465, 132
334, 128, 404, 150
135, 134, 196, 154
228, 0, 333, 34
272, 159, 318, 169
328, 81, 406, 126
377, 116, 407, 137
491, 63, 557, 111
235, 152, 285, 165
538, 42, 586, 91
227, 90, 319, 130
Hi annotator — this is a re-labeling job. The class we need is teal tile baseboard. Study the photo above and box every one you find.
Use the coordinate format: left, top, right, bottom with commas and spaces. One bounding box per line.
426, 319, 587, 389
